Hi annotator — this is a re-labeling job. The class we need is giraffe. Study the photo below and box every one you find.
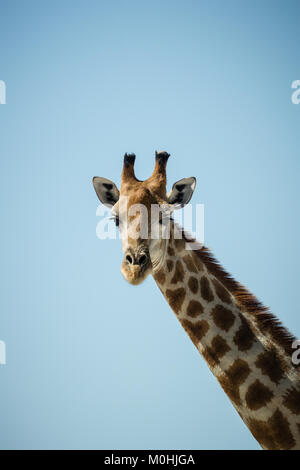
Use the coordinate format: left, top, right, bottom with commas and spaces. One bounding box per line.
93, 151, 300, 450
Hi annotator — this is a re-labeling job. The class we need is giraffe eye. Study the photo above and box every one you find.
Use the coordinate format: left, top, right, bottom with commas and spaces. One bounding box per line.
111, 214, 119, 227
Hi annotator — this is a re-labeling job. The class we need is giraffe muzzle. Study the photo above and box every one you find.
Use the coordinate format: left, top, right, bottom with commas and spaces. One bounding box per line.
121, 249, 152, 285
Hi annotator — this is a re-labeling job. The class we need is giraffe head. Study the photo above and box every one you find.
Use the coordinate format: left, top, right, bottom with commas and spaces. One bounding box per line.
93, 151, 196, 285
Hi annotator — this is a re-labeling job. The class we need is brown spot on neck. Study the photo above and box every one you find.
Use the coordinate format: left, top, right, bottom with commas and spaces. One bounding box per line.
245, 379, 274, 410
202, 335, 230, 367
167, 259, 174, 273
174, 237, 185, 252
227, 359, 251, 386
167, 245, 175, 257
200, 276, 214, 302
181, 319, 209, 346
211, 305, 235, 332
255, 349, 284, 385
186, 300, 204, 318
171, 260, 185, 284
188, 276, 199, 294
182, 255, 198, 273
154, 270, 166, 285
233, 315, 256, 351
212, 278, 232, 304
165, 288, 185, 314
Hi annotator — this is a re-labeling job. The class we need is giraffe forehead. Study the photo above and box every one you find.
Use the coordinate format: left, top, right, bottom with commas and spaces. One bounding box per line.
120, 185, 163, 213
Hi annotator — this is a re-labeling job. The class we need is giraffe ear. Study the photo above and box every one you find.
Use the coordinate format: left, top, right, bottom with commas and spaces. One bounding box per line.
92, 177, 120, 208
167, 177, 196, 208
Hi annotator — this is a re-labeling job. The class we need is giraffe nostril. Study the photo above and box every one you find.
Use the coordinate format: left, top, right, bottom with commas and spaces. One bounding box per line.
138, 254, 148, 266
126, 255, 133, 264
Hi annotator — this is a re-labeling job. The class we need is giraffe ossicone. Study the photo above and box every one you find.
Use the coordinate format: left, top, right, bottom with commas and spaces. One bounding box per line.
93, 151, 300, 450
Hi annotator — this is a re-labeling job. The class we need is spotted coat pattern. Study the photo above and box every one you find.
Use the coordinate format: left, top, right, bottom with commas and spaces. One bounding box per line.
154, 224, 300, 450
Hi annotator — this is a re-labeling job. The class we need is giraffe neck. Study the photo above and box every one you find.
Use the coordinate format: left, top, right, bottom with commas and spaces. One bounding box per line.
152, 223, 300, 450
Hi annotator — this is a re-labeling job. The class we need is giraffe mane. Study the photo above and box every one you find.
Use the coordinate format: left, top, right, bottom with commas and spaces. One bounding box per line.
178, 227, 297, 356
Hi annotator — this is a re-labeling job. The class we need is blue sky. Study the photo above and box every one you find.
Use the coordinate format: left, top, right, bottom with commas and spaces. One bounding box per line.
0, 0, 299, 449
